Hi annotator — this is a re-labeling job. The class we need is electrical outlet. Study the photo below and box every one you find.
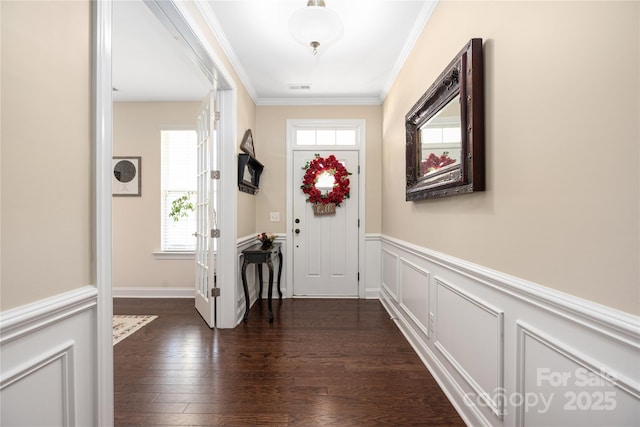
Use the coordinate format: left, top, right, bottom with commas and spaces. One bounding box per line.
270, 212, 280, 222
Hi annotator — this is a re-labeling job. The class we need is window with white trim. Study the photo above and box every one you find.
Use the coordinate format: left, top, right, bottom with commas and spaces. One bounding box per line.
295, 128, 357, 146
161, 129, 197, 251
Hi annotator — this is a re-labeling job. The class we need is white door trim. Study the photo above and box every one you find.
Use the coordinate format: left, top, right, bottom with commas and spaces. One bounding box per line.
93, 0, 113, 425
213, 88, 238, 328
285, 119, 367, 299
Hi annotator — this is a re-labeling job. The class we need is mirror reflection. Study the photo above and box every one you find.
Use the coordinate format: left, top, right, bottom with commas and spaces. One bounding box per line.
243, 164, 254, 183
419, 94, 461, 177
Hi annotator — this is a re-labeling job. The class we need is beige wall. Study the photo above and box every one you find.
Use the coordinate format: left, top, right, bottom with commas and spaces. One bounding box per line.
255, 105, 382, 234
236, 90, 257, 238
112, 102, 200, 288
382, 1, 639, 314
4, 0, 634, 316
1, 1, 92, 310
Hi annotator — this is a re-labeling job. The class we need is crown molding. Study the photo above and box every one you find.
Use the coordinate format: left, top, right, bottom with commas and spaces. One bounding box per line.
194, 1, 258, 103
379, 0, 439, 103
257, 97, 381, 106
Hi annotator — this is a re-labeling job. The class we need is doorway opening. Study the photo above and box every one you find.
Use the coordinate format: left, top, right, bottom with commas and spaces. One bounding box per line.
286, 120, 367, 299
97, 0, 239, 421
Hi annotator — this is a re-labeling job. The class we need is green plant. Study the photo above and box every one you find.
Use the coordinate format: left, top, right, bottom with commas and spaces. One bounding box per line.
169, 192, 195, 222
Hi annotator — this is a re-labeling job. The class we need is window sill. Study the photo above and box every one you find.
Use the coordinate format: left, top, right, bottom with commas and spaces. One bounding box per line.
152, 251, 195, 260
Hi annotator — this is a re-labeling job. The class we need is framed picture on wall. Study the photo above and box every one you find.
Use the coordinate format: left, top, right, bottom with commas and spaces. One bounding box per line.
112, 156, 141, 196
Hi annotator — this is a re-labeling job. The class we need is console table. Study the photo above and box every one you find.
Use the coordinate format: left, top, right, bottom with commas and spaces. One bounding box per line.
241, 242, 282, 323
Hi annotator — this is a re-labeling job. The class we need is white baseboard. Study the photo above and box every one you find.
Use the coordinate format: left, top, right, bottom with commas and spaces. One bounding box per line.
364, 234, 382, 299
364, 289, 380, 299
379, 235, 640, 426
112, 287, 194, 298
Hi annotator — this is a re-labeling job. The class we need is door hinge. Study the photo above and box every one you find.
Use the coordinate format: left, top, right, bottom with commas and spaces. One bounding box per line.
357, 272, 360, 281
210, 170, 220, 179
211, 287, 220, 297
214, 111, 220, 121
358, 219, 360, 228
358, 165, 361, 174
211, 229, 220, 238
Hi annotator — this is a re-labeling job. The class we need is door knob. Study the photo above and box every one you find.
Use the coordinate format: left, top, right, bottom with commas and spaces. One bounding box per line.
295, 229, 300, 234
295, 219, 300, 224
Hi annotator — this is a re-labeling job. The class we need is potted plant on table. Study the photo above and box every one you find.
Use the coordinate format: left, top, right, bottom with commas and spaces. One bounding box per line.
257, 232, 276, 249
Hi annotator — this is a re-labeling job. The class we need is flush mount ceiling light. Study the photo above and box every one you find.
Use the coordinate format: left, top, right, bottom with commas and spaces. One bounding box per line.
289, 0, 343, 55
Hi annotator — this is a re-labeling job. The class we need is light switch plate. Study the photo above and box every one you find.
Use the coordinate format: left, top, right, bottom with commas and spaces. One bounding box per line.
270, 212, 280, 222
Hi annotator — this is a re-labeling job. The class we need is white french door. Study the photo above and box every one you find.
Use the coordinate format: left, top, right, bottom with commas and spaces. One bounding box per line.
292, 150, 359, 296
194, 90, 219, 327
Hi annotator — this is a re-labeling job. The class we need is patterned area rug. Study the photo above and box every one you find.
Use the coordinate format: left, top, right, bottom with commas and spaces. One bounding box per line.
112, 315, 157, 345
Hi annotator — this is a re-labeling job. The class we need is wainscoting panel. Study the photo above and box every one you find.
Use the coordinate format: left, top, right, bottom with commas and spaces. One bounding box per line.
516, 322, 640, 426
237, 237, 258, 324
364, 235, 381, 299
236, 252, 254, 321
1, 342, 74, 426
435, 278, 504, 417
378, 235, 640, 427
381, 247, 399, 302
0, 286, 97, 426
399, 258, 431, 338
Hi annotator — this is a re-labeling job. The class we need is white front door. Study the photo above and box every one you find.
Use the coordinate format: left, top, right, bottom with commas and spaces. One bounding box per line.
194, 90, 218, 327
292, 150, 359, 296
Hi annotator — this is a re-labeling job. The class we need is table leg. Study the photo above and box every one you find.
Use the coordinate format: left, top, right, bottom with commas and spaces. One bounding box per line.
241, 257, 250, 323
277, 248, 283, 300
267, 258, 274, 323
257, 264, 263, 301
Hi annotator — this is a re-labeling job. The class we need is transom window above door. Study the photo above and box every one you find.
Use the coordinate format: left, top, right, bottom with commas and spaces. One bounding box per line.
295, 129, 356, 146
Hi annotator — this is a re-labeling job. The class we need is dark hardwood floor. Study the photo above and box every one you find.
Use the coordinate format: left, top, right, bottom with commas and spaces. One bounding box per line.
114, 298, 464, 426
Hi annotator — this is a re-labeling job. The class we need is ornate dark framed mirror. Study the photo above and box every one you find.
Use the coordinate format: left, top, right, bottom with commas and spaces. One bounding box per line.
406, 38, 485, 201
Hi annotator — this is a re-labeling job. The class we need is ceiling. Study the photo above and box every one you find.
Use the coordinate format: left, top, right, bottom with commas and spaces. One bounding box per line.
113, 0, 437, 105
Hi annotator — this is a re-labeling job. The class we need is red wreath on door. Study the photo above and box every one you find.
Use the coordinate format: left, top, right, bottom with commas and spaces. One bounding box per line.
300, 154, 351, 206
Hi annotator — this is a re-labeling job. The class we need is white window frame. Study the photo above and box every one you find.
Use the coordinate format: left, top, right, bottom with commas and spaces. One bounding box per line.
290, 120, 361, 149
158, 128, 198, 255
